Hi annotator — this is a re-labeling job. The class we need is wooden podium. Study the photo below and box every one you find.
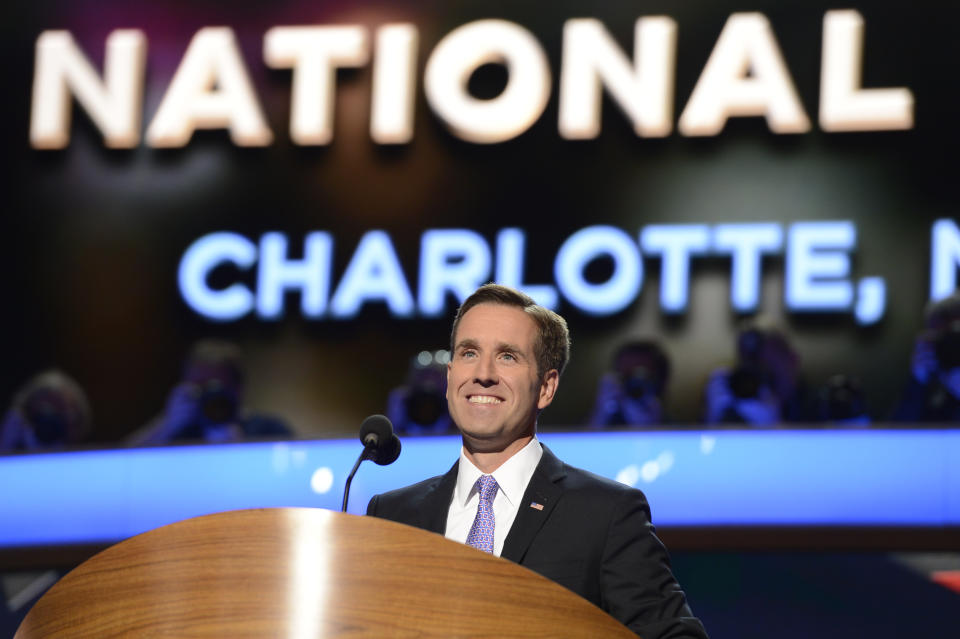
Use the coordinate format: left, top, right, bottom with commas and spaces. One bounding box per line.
15, 508, 635, 637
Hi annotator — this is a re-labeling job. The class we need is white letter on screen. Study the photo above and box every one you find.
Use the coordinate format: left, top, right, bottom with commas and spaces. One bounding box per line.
371, 24, 418, 144
931, 219, 960, 301
331, 231, 414, 318
424, 20, 550, 143
555, 226, 642, 315
678, 13, 810, 136
786, 221, 856, 310
640, 225, 711, 312
178, 232, 256, 320
419, 229, 491, 316
147, 28, 273, 147
31, 30, 146, 149
495, 228, 558, 308
559, 17, 676, 139
712, 223, 784, 312
256, 232, 333, 319
820, 10, 913, 132
264, 26, 369, 145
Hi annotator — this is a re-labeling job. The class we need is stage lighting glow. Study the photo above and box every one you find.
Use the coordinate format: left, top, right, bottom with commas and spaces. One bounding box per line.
2, 429, 958, 549
310, 467, 335, 495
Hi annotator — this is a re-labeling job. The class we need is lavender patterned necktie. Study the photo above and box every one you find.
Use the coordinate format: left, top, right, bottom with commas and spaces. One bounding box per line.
465, 475, 499, 554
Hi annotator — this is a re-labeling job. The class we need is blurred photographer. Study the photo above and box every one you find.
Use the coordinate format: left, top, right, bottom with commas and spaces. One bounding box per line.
129, 339, 290, 445
0, 369, 91, 452
589, 340, 671, 427
386, 351, 454, 436
704, 321, 803, 426
894, 292, 960, 422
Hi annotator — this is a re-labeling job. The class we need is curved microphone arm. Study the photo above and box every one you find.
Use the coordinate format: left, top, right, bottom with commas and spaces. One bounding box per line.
341, 415, 400, 513
341, 444, 373, 513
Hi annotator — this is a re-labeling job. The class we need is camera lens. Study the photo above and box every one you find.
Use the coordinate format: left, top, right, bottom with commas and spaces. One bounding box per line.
22, 391, 73, 445
934, 321, 960, 370
622, 367, 657, 400
728, 365, 764, 399
818, 375, 865, 421
405, 389, 444, 425
199, 381, 238, 424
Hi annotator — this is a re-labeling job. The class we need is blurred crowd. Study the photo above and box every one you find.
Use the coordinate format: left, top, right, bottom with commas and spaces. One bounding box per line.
589, 291, 960, 428
1, 339, 292, 453
391, 291, 960, 433
3, 292, 960, 453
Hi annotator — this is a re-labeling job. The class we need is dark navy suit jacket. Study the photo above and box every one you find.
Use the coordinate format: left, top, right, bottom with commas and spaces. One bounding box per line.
366, 445, 708, 639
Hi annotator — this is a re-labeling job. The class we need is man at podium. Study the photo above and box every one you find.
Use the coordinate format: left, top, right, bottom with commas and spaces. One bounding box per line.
368, 284, 708, 638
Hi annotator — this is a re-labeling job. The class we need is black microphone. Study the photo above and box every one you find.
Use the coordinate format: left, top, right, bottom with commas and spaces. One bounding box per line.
342, 414, 402, 512
359, 414, 401, 465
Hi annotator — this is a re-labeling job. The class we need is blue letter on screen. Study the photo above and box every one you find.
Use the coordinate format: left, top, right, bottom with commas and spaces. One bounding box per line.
256, 232, 333, 319
418, 229, 491, 316
495, 228, 558, 309
786, 221, 855, 311
330, 231, 414, 318
931, 218, 960, 301
712, 223, 783, 312
178, 232, 256, 321
555, 225, 642, 315
641, 224, 711, 313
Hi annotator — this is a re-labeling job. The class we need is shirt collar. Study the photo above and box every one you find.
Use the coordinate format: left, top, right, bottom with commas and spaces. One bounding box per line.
454, 437, 543, 508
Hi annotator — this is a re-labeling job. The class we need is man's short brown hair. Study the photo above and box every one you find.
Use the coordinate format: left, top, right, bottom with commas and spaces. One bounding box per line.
450, 283, 570, 378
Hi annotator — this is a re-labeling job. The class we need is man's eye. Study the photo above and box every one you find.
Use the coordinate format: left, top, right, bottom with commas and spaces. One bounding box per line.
461, 350, 477, 359
501, 352, 516, 361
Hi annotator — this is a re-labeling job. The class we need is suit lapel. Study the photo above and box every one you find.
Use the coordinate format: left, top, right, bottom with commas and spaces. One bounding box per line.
501, 444, 566, 563
418, 461, 458, 534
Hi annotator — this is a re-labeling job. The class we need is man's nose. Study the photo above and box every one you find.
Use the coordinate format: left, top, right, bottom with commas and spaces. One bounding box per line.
473, 354, 498, 385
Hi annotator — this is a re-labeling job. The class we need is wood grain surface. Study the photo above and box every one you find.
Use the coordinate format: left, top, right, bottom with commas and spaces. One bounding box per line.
15, 507, 635, 638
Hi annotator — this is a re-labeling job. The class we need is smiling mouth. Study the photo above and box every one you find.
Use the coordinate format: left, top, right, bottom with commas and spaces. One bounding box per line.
468, 395, 503, 404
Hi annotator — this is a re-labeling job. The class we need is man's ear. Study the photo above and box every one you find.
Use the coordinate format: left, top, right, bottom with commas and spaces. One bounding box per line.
446, 362, 452, 401
537, 369, 559, 410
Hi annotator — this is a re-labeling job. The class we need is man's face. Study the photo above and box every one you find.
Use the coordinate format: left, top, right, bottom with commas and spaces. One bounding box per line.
447, 303, 557, 453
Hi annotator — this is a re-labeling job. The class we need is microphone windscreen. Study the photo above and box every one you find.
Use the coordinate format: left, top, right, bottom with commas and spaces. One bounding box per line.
359, 414, 394, 447
373, 434, 402, 466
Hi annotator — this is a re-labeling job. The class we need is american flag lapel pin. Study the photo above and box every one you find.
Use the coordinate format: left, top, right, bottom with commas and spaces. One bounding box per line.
529, 501, 544, 511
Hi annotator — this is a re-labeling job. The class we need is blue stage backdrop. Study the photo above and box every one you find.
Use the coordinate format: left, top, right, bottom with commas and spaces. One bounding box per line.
2, 429, 958, 548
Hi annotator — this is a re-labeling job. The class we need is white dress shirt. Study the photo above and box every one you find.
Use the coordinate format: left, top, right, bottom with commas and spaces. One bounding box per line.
444, 438, 543, 557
